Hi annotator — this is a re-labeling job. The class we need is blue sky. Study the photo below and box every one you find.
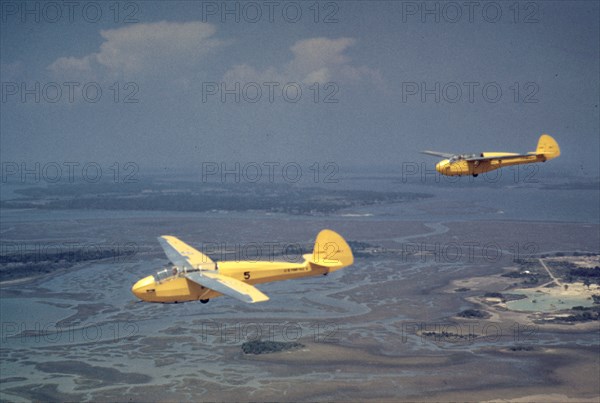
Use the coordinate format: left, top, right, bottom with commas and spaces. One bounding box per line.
1, 1, 598, 176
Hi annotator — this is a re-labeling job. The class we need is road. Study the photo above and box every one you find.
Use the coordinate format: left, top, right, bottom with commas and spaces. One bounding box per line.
539, 258, 562, 287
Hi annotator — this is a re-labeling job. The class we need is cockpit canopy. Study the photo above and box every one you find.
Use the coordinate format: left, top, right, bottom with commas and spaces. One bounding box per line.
449, 153, 478, 163
154, 267, 176, 283
153, 263, 217, 283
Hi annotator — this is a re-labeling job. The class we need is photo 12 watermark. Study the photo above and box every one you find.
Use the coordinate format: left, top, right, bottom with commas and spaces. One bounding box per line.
1, 1, 140, 24
200, 161, 340, 184
398, 1, 540, 24
201, 81, 339, 104
1, 81, 140, 104
400, 320, 539, 345
1, 161, 140, 184
189, 239, 347, 264
198, 320, 340, 344
401, 161, 540, 184
399, 81, 540, 104
199, 1, 340, 24
1, 321, 139, 344
0, 241, 140, 264
398, 241, 539, 264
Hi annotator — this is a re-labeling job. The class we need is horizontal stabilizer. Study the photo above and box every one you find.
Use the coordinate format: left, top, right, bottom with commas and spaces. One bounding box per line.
303, 254, 343, 268
185, 271, 269, 303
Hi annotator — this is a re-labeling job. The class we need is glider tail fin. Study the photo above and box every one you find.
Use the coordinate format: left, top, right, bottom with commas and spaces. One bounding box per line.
536, 134, 560, 160
304, 229, 354, 273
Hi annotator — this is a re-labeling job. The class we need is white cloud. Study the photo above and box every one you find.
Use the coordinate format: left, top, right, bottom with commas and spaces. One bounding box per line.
47, 56, 95, 80
223, 37, 380, 86
48, 21, 222, 77
303, 67, 331, 84
288, 37, 354, 74
47, 28, 382, 92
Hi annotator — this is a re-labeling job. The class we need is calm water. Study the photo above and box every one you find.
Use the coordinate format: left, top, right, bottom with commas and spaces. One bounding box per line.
506, 289, 596, 312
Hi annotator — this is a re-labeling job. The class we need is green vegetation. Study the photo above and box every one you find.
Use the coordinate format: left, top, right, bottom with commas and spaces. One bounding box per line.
552, 306, 600, 323
420, 331, 477, 341
502, 271, 529, 278
457, 309, 490, 319
511, 258, 600, 288
567, 267, 600, 285
483, 292, 505, 302
347, 241, 383, 258
509, 345, 535, 352
1, 180, 433, 215
545, 259, 600, 286
502, 270, 543, 286
0, 247, 135, 282
241, 340, 305, 355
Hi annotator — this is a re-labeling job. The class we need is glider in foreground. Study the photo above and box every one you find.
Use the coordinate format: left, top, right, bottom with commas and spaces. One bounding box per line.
131, 230, 354, 304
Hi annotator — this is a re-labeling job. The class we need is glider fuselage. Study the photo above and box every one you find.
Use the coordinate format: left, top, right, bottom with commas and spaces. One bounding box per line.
424, 134, 560, 177
131, 229, 354, 304
132, 261, 327, 303
436, 153, 544, 176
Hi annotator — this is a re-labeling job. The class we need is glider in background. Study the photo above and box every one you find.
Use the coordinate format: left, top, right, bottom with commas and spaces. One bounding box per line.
422, 134, 560, 177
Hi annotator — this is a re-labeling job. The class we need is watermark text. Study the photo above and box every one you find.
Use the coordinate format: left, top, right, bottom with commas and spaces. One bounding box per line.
201, 161, 339, 183
2, 81, 139, 104
202, 81, 339, 104
200, 1, 339, 23
1, 1, 140, 23
1, 161, 139, 184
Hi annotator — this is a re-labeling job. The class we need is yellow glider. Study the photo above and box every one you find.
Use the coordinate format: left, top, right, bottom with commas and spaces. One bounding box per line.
422, 134, 560, 177
131, 230, 354, 304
